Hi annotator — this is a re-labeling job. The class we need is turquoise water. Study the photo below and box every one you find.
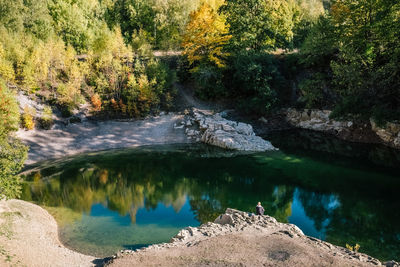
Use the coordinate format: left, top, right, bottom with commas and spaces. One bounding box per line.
21, 132, 400, 260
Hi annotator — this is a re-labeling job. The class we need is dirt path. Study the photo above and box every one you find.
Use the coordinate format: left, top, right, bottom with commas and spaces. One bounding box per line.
0, 199, 96, 267
174, 83, 228, 112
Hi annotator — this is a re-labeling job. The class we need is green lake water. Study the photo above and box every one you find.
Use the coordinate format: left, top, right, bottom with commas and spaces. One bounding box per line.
20, 130, 400, 261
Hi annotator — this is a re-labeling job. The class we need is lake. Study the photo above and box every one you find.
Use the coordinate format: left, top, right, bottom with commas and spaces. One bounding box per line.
21, 130, 400, 261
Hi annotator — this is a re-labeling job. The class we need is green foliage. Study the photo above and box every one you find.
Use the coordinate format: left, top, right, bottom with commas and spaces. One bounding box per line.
0, 0, 53, 39
88, 26, 176, 117
220, 0, 302, 51
298, 72, 330, 108
0, 85, 20, 137
300, 16, 338, 68
0, 82, 27, 199
48, 0, 104, 52
230, 51, 283, 114
39, 106, 54, 130
192, 64, 226, 99
299, 0, 400, 122
0, 137, 27, 199
105, 0, 197, 50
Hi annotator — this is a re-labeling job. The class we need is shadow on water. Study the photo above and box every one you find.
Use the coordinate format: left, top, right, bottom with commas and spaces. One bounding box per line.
20, 134, 400, 261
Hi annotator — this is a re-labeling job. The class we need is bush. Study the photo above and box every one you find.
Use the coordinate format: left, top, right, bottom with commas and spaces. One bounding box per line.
91, 93, 102, 112
39, 106, 53, 130
0, 83, 20, 136
298, 73, 330, 109
22, 105, 36, 130
192, 64, 226, 100
0, 83, 27, 199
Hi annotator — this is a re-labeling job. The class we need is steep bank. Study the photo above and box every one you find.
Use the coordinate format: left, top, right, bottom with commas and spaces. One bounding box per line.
108, 209, 398, 267
0, 199, 95, 267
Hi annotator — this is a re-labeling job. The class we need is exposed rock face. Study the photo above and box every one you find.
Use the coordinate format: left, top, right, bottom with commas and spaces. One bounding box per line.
111, 209, 398, 267
285, 108, 353, 134
283, 108, 400, 149
370, 119, 400, 148
178, 108, 277, 151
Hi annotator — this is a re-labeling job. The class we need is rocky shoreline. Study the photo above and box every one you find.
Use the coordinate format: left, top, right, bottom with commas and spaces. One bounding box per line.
108, 209, 399, 267
278, 108, 400, 149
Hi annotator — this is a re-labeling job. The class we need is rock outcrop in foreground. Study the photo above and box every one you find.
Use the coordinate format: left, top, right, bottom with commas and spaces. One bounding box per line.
176, 108, 277, 151
109, 209, 398, 267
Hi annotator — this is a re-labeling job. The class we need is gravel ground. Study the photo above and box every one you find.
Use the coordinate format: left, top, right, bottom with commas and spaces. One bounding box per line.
16, 113, 189, 165
109, 209, 392, 267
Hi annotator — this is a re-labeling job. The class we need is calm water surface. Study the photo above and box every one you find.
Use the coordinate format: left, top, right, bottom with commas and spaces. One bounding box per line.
21, 131, 400, 260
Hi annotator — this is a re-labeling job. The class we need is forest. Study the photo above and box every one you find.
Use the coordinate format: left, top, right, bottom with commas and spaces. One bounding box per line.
1, 0, 400, 198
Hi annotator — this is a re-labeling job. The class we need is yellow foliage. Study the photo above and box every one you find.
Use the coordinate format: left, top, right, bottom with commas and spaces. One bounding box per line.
111, 98, 119, 111
0, 42, 15, 82
182, 2, 231, 68
118, 99, 127, 114
22, 105, 36, 130
346, 243, 360, 252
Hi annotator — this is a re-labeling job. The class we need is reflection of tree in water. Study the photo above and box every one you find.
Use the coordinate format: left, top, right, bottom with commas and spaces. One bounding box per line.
21, 151, 295, 225
20, 147, 400, 261
298, 189, 400, 261
297, 190, 338, 231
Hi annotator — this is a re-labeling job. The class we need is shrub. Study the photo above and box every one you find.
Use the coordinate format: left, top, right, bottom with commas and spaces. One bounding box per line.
0, 83, 20, 136
298, 73, 330, 109
39, 106, 53, 130
192, 64, 226, 100
22, 105, 36, 130
91, 93, 102, 112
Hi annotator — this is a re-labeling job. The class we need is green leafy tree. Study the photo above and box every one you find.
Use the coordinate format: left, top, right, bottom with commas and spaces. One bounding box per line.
329, 0, 400, 120
0, 83, 28, 199
220, 0, 301, 51
231, 51, 283, 114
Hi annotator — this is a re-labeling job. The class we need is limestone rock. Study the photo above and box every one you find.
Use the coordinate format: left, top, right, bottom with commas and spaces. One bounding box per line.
370, 119, 400, 148
285, 108, 352, 133
184, 108, 277, 152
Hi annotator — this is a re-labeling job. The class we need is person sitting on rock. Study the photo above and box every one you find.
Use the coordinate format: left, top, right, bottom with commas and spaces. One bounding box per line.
256, 202, 264, 215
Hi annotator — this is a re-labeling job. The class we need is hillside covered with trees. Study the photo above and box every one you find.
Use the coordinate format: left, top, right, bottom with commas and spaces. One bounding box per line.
1, 0, 400, 198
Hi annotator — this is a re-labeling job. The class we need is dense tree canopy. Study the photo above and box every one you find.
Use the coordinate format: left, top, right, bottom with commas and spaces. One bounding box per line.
301, 0, 400, 121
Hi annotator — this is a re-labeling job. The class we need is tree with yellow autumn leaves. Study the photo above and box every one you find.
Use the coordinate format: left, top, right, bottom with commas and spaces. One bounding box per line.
182, 2, 231, 70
